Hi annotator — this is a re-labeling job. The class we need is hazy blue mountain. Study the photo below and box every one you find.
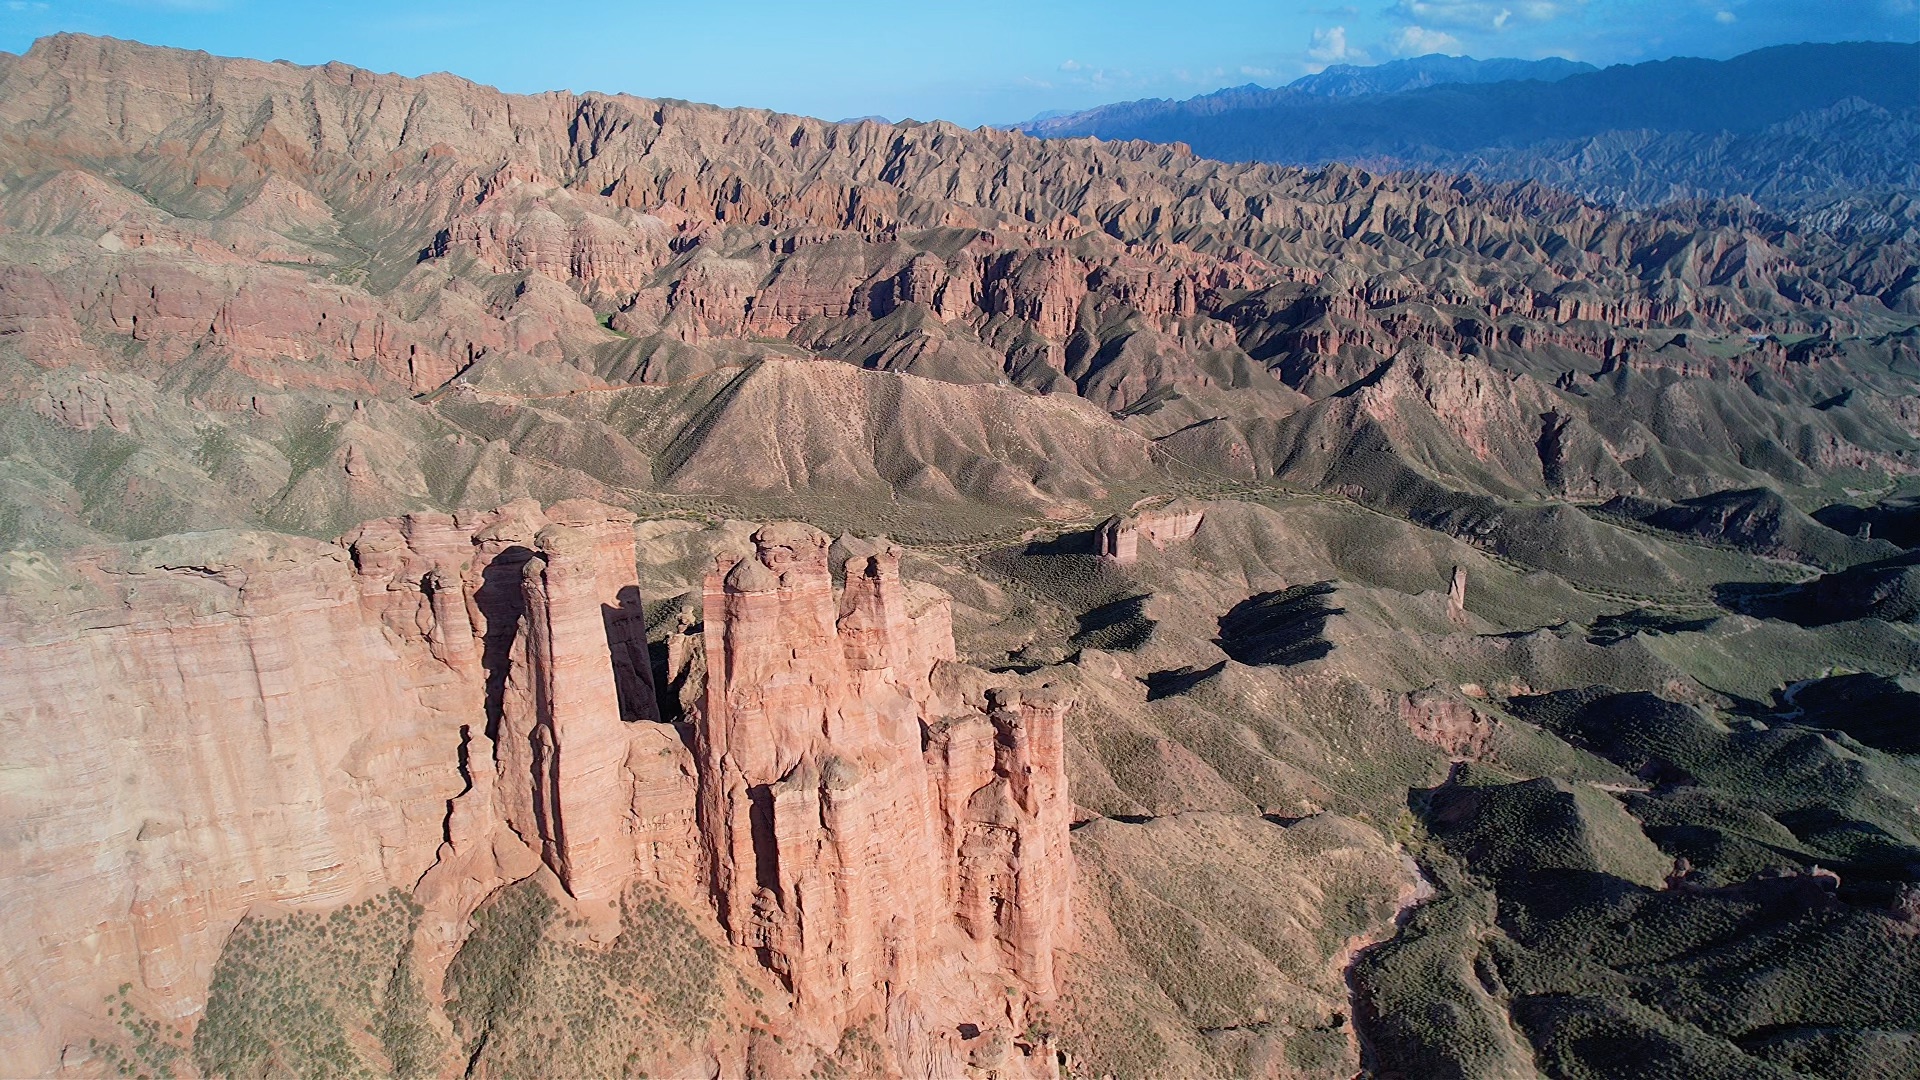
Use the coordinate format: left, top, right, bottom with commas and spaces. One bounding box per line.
1019, 42, 1920, 227
1286, 54, 1595, 97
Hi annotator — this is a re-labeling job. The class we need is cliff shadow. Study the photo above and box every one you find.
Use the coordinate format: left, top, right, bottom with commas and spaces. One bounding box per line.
603, 584, 659, 723
1020, 530, 1099, 556
1763, 672, 1920, 755
747, 785, 780, 893
1072, 594, 1156, 652
1216, 582, 1340, 666
1144, 661, 1227, 701
474, 545, 536, 740
1585, 608, 1718, 645
1709, 579, 1808, 622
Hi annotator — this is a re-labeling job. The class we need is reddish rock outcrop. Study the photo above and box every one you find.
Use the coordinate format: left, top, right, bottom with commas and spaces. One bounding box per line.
0, 529, 476, 1064
498, 504, 666, 903
0, 506, 1072, 1077
1400, 689, 1498, 760
1096, 500, 1207, 565
692, 524, 1072, 1069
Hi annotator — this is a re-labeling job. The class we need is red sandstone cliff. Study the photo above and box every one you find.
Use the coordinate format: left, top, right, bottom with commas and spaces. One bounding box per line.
0, 505, 1072, 1077
687, 525, 1069, 1070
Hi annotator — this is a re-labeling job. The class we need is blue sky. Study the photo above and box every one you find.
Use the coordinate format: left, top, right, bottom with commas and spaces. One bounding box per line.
1, 1, 1914, 126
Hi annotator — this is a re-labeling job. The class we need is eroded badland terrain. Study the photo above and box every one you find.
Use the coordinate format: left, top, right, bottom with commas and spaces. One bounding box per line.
1, 33, 1918, 1080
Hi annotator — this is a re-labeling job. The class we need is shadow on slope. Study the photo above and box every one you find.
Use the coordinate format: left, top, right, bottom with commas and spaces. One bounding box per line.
1215, 582, 1341, 666
1713, 549, 1920, 626
1772, 673, 1920, 756
1815, 493, 1920, 549
1595, 486, 1898, 570
1358, 744, 1920, 1080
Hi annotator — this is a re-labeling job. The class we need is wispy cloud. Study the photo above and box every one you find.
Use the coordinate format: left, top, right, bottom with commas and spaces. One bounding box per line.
1392, 24, 1464, 53
1307, 24, 1370, 70
1388, 0, 1579, 31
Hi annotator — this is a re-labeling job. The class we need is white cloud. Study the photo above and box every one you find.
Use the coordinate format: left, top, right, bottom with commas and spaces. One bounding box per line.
1392, 24, 1464, 54
1039, 61, 1149, 91
1390, 0, 1575, 30
1309, 25, 1354, 62
1714, 9, 1736, 22
1304, 25, 1373, 72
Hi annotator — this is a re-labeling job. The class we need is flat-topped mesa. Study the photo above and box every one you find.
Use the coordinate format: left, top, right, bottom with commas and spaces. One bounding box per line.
694, 523, 1073, 1048
1095, 500, 1207, 565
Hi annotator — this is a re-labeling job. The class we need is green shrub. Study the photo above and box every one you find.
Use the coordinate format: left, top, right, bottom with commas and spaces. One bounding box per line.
445, 880, 723, 1077
191, 889, 439, 1079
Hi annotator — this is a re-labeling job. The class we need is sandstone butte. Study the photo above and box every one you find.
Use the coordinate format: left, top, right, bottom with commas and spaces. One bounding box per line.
0, 500, 1074, 1077
1095, 500, 1208, 565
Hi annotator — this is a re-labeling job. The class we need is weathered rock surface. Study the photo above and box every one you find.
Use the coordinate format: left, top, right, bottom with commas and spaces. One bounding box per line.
2, 35, 1916, 554
0, 505, 1073, 1077
690, 523, 1070, 1068
1096, 500, 1207, 565
0, 529, 473, 1064
1399, 689, 1498, 760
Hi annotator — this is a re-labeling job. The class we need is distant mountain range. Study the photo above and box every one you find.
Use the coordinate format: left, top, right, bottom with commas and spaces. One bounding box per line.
1288, 54, 1594, 97
1019, 42, 1920, 231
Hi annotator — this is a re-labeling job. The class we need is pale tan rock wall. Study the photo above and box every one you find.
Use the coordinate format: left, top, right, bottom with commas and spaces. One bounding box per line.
0, 536, 467, 1065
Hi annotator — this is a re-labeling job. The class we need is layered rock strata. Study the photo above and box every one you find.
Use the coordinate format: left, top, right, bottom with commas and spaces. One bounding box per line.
1096, 500, 1207, 564
337, 498, 689, 910
0, 505, 1072, 1076
2, 36, 1915, 562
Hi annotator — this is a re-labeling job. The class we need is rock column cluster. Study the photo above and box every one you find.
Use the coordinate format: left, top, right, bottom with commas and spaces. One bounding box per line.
346, 499, 698, 906
4, 501, 1072, 1075
692, 524, 1072, 1034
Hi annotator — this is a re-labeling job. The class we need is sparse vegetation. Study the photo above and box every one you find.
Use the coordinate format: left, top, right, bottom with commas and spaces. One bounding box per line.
191, 888, 437, 1079
92, 983, 191, 1079
444, 880, 723, 1078
193, 423, 237, 476
273, 404, 346, 486
5, 33, 1920, 1080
